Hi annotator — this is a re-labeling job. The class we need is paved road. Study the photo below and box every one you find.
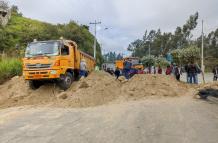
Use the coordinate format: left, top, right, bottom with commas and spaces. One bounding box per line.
0, 96, 218, 143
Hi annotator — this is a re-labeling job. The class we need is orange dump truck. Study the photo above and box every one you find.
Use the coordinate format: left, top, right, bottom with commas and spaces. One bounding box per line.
22, 39, 95, 90
115, 57, 144, 71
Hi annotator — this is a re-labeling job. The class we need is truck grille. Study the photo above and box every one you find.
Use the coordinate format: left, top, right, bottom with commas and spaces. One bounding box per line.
26, 63, 52, 69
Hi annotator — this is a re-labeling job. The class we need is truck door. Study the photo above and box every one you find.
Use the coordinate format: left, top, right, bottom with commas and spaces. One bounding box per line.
60, 44, 74, 69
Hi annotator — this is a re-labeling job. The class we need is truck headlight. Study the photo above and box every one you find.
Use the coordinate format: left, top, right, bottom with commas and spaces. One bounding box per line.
50, 70, 57, 75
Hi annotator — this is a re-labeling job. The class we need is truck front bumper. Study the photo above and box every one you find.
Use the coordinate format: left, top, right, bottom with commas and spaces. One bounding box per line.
23, 69, 62, 80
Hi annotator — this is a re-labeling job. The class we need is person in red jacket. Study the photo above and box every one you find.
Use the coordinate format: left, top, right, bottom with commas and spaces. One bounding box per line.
158, 66, 162, 74
166, 65, 171, 75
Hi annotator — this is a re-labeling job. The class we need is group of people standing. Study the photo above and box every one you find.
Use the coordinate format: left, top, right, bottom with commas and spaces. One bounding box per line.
144, 64, 181, 81
184, 63, 201, 84
134, 62, 202, 84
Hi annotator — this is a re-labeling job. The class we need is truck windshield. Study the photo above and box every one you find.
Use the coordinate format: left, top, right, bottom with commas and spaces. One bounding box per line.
25, 41, 60, 57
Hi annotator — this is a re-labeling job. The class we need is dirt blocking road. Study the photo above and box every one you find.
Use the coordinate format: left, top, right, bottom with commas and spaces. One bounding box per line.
0, 95, 218, 143
0, 72, 218, 143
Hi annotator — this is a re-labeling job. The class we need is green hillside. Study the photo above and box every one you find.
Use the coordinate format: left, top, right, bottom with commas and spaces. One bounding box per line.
0, 9, 103, 64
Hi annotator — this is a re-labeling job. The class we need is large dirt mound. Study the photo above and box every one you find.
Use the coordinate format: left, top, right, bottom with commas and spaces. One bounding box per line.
119, 74, 189, 101
0, 72, 192, 109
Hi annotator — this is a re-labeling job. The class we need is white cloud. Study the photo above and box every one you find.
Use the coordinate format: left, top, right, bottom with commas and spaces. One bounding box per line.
8, 0, 218, 54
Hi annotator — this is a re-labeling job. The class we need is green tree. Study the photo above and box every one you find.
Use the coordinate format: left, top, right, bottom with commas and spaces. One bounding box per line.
128, 12, 199, 58
0, 5, 103, 64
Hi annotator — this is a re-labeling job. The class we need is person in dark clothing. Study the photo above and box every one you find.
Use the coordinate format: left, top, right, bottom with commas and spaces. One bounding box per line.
158, 66, 162, 74
154, 66, 157, 74
184, 64, 190, 83
187, 63, 199, 84
114, 67, 121, 80
123, 60, 132, 80
174, 65, 181, 81
213, 65, 218, 81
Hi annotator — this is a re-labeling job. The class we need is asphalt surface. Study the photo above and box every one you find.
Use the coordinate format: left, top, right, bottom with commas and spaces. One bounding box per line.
0, 95, 218, 143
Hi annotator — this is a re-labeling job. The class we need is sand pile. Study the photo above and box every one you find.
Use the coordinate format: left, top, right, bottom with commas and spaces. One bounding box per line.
57, 71, 121, 107
0, 72, 192, 109
0, 76, 30, 101
119, 74, 190, 101
0, 72, 121, 108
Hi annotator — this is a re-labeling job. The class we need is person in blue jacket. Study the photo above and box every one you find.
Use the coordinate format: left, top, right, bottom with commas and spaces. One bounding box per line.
123, 59, 132, 80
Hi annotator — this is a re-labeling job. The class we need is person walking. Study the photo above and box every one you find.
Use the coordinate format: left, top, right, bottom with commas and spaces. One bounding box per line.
213, 65, 218, 81
79, 59, 87, 78
114, 67, 121, 80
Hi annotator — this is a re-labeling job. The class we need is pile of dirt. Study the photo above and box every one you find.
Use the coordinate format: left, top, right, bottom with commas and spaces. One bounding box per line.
0, 72, 121, 108
0, 72, 193, 109
119, 74, 190, 101
57, 71, 121, 107
0, 76, 30, 101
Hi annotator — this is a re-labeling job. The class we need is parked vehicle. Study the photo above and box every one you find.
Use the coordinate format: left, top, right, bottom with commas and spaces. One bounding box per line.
115, 57, 144, 76
22, 39, 95, 90
102, 62, 115, 75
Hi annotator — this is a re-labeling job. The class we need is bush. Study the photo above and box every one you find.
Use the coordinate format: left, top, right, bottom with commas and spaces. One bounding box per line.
141, 55, 170, 67
141, 55, 156, 67
171, 45, 200, 65
0, 58, 22, 83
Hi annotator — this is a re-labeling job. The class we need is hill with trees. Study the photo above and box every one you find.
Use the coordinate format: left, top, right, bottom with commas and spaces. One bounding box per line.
0, 5, 103, 64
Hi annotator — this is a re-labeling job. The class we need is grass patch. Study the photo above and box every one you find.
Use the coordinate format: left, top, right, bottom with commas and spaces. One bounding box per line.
0, 58, 22, 84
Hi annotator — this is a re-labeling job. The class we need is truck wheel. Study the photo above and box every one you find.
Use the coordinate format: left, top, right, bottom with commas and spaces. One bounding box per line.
29, 80, 42, 90
58, 72, 73, 90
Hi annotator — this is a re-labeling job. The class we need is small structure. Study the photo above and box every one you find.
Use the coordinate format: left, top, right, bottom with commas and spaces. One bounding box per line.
0, 2, 11, 26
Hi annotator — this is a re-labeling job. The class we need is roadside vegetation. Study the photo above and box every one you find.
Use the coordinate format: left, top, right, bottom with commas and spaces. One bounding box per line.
0, 3, 103, 83
0, 4, 103, 64
0, 58, 22, 84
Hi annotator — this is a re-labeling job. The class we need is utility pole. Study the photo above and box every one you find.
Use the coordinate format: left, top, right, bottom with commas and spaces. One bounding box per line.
149, 43, 151, 58
201, 20, 204, 72
201, 20, 205, 83
90, 20, 101, 59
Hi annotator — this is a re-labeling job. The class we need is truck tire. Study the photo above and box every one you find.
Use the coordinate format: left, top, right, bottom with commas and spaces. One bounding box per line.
58, 72, 73, 90
29, 80, 42, 90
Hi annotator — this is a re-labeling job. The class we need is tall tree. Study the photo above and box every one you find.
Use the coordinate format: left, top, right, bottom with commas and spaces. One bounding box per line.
128, 12, 199, 58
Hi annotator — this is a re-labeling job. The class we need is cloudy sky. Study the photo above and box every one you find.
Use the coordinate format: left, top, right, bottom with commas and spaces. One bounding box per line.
8, 0, 218, 55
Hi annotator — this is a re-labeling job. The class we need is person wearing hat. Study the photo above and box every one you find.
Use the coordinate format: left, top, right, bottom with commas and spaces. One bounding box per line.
80, 59, 87, 77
